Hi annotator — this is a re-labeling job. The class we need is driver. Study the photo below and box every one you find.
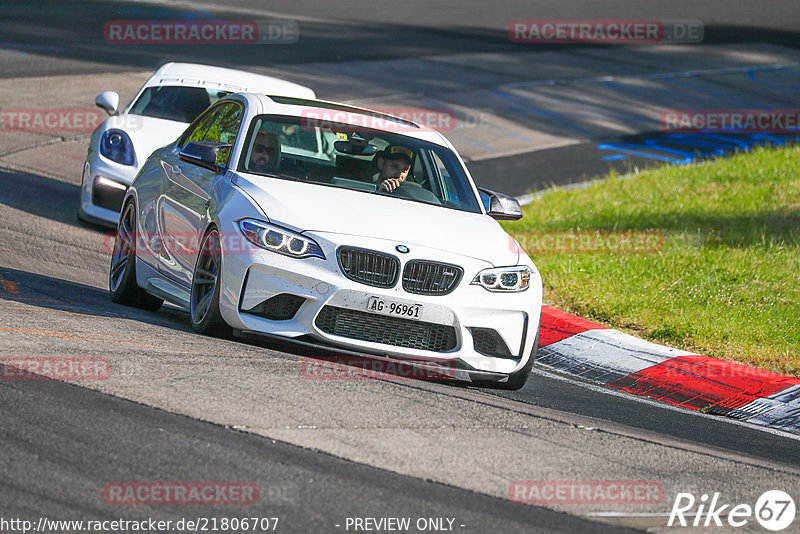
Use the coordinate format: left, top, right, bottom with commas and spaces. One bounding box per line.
373, 145, 414, 192
248, 131, 281, 174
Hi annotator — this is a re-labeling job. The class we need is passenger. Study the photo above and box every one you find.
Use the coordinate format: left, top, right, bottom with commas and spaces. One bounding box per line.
248, 131, 281, 174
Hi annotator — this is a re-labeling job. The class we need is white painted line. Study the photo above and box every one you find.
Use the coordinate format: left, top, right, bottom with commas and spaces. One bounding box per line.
500, 62, 800, 90
516, 177, 607, 205
580, 512, 684, 517
585, 512, 682, 518
464, 139, 581, 163
743, 385, 800, 433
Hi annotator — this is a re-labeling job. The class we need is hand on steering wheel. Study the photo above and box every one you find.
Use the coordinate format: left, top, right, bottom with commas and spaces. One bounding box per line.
378, 178, 403, 193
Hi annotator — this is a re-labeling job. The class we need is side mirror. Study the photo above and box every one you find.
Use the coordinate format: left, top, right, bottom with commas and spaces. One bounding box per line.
179, 141, 232, 173
95, 91, 120, 116
479, 188, 523, 221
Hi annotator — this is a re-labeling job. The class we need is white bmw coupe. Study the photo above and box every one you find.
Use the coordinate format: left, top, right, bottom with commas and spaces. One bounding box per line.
109, 93, 542, 389
79, 62, 315, 227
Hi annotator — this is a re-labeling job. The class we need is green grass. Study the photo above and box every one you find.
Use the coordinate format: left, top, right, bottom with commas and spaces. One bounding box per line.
502, 144, 800, 377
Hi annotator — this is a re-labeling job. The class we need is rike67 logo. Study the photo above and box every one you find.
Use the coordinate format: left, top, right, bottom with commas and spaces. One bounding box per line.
669, 490, 795, 531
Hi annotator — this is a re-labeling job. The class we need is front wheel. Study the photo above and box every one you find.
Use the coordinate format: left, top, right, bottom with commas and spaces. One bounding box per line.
473, 327, 539, 391
109, 200, 163, 311
496, 327, 539, 390
190, 227, 232, 338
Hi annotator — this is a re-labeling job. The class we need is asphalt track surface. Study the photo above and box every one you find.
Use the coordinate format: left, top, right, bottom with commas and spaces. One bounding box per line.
2, 0, 800, 77
2, 1, 800, 532
2, 365, 622, 534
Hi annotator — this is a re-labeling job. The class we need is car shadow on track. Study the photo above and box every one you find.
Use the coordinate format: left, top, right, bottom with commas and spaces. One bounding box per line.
0, 265, 193, 329
0, 165, 102, 230
0, 266, 467, 386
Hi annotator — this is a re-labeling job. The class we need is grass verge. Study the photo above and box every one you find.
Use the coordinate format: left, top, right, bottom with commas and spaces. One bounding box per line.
502, 144, 800, 377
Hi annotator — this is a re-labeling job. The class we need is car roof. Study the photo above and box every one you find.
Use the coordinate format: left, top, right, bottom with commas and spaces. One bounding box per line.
144, 62, 316, 99
243, 93, 452, 146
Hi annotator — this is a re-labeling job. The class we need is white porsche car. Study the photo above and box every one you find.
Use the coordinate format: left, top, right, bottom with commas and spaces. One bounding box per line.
78, 62, 316, 227
108, 93, 542, 389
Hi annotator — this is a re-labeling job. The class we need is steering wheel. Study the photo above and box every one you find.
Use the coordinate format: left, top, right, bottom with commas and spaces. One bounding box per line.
393, 182, 442, 205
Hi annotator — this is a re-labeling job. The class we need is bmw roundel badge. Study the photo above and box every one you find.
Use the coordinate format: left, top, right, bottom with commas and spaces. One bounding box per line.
396, 245, 410, 254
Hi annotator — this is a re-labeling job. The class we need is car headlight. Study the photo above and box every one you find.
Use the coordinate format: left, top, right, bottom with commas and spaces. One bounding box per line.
238, 219, 325, 260
471, 266, 531, 292
100, 129, 134, 165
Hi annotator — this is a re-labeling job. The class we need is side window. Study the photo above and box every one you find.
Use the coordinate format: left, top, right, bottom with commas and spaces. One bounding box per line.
202, 102, 243, 166
428, 151, 452, 201
178, 105, 222, 149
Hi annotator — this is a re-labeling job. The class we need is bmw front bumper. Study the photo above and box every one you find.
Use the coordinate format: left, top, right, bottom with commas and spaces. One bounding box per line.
217, 225, 542, 378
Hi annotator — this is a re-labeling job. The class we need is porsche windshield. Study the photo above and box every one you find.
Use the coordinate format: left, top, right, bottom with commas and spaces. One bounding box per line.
129, 86, 231, 123
238, 115, 482, 214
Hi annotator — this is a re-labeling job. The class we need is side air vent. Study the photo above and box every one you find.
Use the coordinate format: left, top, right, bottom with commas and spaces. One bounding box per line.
470, 327, 515, 359
244, 293, 305, 320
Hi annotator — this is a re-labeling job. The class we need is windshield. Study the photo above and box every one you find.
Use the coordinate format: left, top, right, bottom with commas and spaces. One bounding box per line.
237, 115, 482, 214
129, 86, 231, 123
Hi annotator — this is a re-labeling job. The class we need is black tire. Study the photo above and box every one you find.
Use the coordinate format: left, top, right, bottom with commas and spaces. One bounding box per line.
109, 200, 163, 311
473, 327, 539, 391
190, 227, 232, 338
497, 327, 539, 390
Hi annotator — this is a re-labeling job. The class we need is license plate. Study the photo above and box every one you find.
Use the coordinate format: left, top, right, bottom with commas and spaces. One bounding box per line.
366, 296, 423, 320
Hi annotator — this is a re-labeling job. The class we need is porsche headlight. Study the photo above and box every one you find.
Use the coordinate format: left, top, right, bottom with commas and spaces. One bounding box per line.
472, 266, 531, 292
100, 129, 134, 165
239, 219, 325, 260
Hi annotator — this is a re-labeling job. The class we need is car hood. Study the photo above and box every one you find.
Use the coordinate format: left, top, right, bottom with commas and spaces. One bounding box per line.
233, 175, 520, 266
104, 114, 188, 167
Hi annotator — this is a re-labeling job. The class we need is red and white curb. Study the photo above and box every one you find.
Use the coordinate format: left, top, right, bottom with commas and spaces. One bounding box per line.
537, 306, 800, 434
